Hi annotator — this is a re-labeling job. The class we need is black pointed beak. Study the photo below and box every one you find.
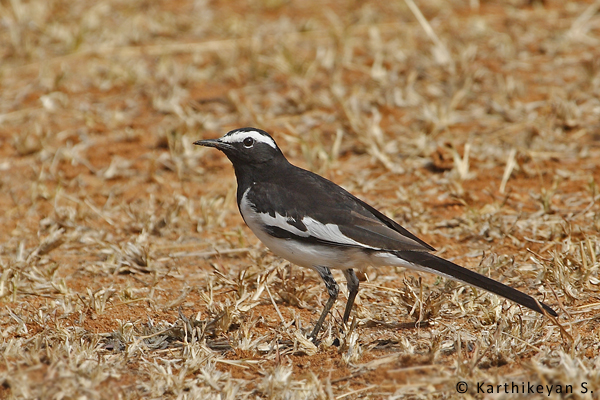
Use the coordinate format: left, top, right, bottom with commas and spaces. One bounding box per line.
194, 138, 233, 151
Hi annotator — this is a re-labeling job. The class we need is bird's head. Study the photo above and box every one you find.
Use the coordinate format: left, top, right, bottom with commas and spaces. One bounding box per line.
194, 127, 283, 165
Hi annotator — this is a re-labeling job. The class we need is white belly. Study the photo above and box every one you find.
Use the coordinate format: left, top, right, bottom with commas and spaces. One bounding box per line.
251, 223, 372, 269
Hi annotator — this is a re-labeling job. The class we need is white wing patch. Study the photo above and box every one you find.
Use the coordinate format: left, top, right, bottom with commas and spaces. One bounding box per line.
256, 211, 310, 238
250, 209, 378, 249
302, 217, 375, 248
220, 130, 277, 149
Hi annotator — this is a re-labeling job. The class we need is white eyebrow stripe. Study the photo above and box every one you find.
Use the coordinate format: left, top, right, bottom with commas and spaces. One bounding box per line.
220, 130, 277, 149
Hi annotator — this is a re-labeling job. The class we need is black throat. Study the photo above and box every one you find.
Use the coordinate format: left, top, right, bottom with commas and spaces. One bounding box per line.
229, 154, 291, 207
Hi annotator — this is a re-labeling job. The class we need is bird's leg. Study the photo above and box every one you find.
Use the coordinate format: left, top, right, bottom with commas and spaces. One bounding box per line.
342, 269, 359, 324
310, 266, 339, 340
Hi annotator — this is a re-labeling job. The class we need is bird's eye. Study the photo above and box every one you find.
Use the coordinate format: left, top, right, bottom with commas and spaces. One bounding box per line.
243, 137, 254, 147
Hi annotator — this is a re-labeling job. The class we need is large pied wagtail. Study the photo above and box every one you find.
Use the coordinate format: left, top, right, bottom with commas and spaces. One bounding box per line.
195, 127, 557, 339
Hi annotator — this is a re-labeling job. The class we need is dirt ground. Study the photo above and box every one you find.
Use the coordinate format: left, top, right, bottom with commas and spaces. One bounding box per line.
1, 0, 600, 398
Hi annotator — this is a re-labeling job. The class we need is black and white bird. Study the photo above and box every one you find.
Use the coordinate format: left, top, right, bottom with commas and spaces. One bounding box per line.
195, 127, 557, 339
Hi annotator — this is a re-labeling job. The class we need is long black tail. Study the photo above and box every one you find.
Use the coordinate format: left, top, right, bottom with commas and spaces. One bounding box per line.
395, 251, 558, 317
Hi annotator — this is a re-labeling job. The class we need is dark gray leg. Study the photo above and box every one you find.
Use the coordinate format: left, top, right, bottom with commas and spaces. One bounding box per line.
310, 266, 339, 339
342, 269, 359, 324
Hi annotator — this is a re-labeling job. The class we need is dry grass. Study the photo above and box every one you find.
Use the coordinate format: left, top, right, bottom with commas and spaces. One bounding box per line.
1, 0, 600, 398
